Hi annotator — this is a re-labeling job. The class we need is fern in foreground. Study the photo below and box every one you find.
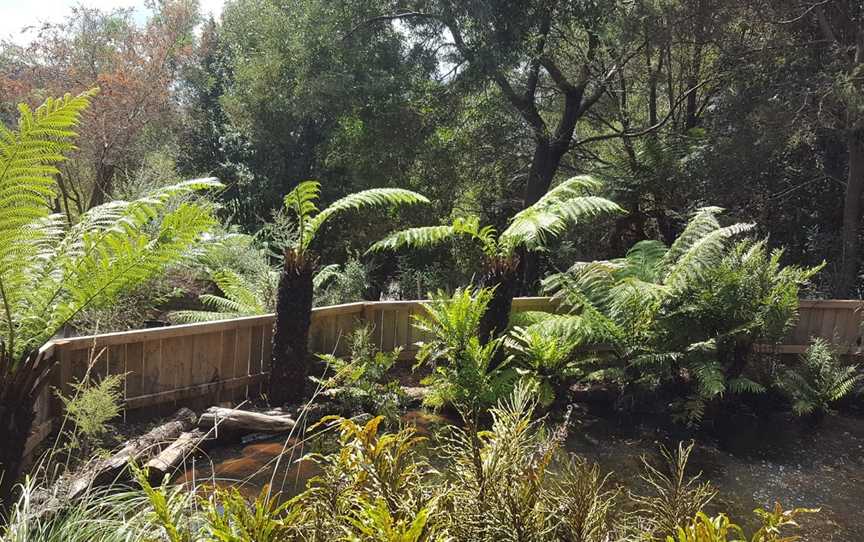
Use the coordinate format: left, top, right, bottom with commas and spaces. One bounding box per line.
0, 90, 222, 507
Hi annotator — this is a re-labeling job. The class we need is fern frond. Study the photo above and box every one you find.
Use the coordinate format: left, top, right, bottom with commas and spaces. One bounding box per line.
367, 224, 460, 253
661, 206, 724, 269
313, 263, 342, 290
500, 175, 622, 252
664, 222, 754, 291
304, 187, 428, 248
619, 240, 668, 282
1, 90, 97, 358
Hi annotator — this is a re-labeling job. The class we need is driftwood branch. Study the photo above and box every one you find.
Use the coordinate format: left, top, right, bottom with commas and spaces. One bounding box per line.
198, 407, 297, 436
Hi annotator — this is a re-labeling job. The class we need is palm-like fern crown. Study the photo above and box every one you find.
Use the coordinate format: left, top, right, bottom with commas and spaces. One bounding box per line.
0, 90, 223, 363
170, 269, 277, 324
544, 207, 755, 326
368, 175, 622, 259
282, 180, 429, 253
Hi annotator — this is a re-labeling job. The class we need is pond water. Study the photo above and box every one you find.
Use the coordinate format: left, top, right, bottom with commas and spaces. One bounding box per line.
175, 409, 864, 540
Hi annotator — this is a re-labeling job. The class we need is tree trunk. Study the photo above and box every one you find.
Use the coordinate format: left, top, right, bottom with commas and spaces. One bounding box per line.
87, 162, 115, 209
520, 138, 567, 293
270, 250, 315, 406
836, 129, 864, 298
0, 348, 49, 513
0, 400, 35, 513
477, 257, 520, 370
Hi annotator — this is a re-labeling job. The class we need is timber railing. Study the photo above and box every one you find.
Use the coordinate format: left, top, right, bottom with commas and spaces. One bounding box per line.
26, 297, 864, 455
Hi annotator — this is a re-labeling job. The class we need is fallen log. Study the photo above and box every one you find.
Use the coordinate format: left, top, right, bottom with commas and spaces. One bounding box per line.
145, 429, 205, 483
67, 407, 197, 499
198, 407, 297, 437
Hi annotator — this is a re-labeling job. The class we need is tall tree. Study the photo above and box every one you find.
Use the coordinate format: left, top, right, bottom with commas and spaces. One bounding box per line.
3, 1, 198, 216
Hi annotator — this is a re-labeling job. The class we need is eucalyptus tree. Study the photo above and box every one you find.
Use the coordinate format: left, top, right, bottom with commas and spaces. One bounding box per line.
0, 90, 222, 506
269, 181, 428, 405
369, 176, 622, 352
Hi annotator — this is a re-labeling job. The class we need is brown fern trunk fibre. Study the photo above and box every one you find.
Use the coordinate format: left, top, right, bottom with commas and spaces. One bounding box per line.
477, 256, 519, 370
0, 349, 50, 514
269, 249, 315, 406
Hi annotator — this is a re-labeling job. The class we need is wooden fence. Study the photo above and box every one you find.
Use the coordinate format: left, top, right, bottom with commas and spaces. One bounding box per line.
26, 297, 864, 455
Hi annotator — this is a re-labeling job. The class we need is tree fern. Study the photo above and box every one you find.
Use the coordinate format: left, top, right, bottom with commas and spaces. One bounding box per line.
369, 176, 621, 260
538, 207, 820, 425
170, 269, 276, 324
270, 180, 428, 405
283, 180, 429, 253
0, 90, 222, 503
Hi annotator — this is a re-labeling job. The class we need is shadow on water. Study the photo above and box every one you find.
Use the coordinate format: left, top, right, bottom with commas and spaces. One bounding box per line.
567, 407, 864, 541
174, 437, 320, 499
176, 408, 864, 540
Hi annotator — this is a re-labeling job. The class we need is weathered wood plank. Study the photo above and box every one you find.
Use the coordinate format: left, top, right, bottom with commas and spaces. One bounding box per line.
124, 374, 267, 409
125, 342, 144, 398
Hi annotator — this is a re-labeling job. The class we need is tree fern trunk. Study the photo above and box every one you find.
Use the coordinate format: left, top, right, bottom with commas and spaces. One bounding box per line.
478, 257, 519, 370
269, 250, 315, 406
0, 397, 35, 514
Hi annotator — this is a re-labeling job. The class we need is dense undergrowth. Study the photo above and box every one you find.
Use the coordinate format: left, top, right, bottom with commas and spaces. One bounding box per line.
1, 386, 818, 542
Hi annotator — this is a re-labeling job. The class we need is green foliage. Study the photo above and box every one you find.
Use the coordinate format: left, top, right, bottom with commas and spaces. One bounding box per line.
313, 258, 372, 307
3, 387, 820, 542
294, 415, 435, 540
170, 268, 276, 323
282, 180, 428, 257
774, 338, 863, 417
631, 442, 717, 537
668, 504, 819, 542
541, 208, 821, 424
56, 372, 125, 453
0, 89, 221, 356
200, 486, 292, 542
413, 287, 494, 366
315, 324, 406, 421
412, 287, 516, 416
505, 324, 585, 407
369, 176, 622, 260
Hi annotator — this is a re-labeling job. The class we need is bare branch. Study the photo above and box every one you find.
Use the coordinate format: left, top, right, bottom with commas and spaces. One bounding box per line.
571, 80, 711, 148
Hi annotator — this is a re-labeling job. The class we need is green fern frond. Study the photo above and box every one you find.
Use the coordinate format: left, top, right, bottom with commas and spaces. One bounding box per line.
367, 224, 461, 253
500, 176, 623, 252
661, 206, 724, 269
664, 222, 754, 291
313, 263, 342, 290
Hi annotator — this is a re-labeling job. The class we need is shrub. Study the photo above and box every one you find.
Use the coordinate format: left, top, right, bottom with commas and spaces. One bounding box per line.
315, 324, 406, 421
541, 208, 821, 424
506, 324, 586, 407
56, 372, 125, 456
774, 338, 862, 417
413, 287, 517, 418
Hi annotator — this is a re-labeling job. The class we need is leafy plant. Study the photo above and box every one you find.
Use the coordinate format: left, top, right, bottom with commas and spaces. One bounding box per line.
369, 175, 623, 345
270, 180, 428, 405
295, 415, 436, 540
170, 268, 277, 323
313, 257, 373, 307
541, 208, 821, 424
668, 504, 818, 542
506, 324, 586, 407
56, 372, 125, 457
774, 338, 862, 417
631, 441, 717, 537
201, 486, 292, 542
315, 324, 406, 421
413, 287, 516, 418
0, 90, 222, 505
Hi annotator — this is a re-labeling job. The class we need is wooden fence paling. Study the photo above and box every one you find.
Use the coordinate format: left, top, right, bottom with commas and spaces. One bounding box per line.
26, 298, 864, 455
